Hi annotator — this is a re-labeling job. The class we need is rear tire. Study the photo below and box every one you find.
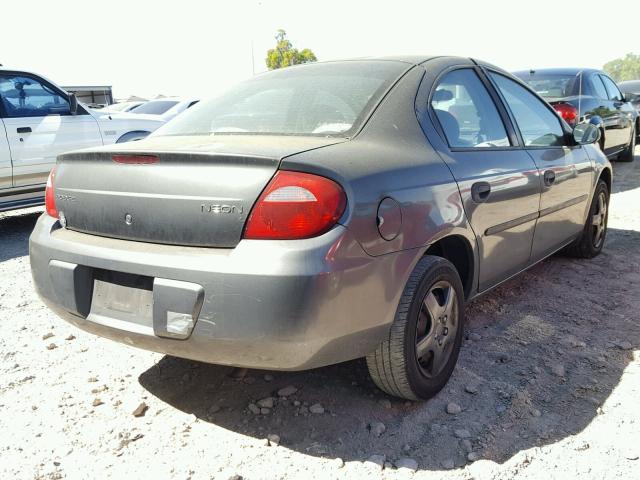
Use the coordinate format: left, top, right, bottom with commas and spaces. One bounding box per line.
366, 256, 465, 400
618, 126, 636, 162
563, 179, 609, 258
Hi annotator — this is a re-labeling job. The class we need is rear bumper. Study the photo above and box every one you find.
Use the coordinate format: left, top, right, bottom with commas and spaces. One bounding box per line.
30, 215, 417, 370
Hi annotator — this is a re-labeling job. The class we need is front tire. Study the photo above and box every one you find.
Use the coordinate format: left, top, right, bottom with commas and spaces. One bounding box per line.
366, 256, 465, 400
564, 179, 609, 258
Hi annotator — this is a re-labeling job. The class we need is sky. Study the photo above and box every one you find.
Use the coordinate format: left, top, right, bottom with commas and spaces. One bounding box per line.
1, 0, 636, 100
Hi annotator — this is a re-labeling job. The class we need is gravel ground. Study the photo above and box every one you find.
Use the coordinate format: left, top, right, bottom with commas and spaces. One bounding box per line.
1, 149, 639, 480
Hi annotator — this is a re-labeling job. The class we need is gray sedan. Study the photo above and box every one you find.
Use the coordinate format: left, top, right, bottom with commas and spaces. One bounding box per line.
30, 56, 611, 400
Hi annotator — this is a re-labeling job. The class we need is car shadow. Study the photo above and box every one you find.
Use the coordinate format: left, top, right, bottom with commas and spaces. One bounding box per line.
139, 224, 640, 471
610, 148, 640, 193
0, 209, 42, 262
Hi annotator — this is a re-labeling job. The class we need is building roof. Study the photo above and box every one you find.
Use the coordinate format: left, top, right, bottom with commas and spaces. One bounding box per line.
512, 67, 602, 76
62, 85, 112, 91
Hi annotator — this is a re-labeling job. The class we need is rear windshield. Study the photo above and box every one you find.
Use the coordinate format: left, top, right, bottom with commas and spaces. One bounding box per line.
516, 74, 578, 99
134, 100, 179, 115
152, 61, 408, 138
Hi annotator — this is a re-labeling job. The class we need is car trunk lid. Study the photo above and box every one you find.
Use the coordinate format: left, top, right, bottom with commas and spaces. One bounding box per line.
55, 135, 346, 247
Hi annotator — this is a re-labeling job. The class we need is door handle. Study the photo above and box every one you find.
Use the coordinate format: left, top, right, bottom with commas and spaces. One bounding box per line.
543, 170, 556, 186
471, 181, 491, 203
16, 127, 32, 134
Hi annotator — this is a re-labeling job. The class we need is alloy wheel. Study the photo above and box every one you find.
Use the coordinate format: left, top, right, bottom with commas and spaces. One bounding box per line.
592, 191, 608, 248
415, 280, 458, 378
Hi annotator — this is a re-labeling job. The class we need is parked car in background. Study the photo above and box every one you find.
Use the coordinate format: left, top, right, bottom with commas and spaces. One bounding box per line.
127, 98, 200, 122
0, 68, 165, 212
31, 56, 611, 400
100, 101, 146, 114
514, 68, 637, 161
618, 80, 640, 140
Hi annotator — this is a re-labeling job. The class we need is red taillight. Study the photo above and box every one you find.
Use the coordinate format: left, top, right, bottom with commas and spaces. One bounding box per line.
112, 154, 159, 164
45, 166, 58, 219
553, 102, 578, 126
243, 171, 347, 240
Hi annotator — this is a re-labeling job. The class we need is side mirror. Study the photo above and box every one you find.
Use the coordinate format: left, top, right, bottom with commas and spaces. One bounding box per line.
68, 93, 78, 115
573, 123, 600, 145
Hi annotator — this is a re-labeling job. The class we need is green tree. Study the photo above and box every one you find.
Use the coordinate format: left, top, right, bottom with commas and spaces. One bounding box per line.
603, 53, 640, 82
265, 30, 317, 70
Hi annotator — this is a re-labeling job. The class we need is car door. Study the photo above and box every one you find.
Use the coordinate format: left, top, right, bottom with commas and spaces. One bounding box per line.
422, 66, 541, 292
598, 74, 633, 151
0, 72, 102, 188
488, 71, 594, 262
0, 119, 11, 189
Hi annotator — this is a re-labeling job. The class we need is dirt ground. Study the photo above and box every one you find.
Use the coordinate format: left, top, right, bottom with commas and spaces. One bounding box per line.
1, 148, 639, 480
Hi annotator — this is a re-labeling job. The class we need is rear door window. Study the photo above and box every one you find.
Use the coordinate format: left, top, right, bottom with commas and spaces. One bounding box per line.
490, 73, 565, 147
430, 69, 510, 148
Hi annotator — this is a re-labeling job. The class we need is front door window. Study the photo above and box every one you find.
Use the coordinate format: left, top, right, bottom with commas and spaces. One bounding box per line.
0, 75, 70, 117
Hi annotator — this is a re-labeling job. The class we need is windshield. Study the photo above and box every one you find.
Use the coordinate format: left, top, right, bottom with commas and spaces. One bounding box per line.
152, 61, 408, 138
134, 100, 179, 115
161, 100, 198, 118
517, 73, 579, 99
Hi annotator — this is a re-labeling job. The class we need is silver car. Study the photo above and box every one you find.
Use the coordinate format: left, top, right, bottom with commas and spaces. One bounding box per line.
30, 56, 611, 400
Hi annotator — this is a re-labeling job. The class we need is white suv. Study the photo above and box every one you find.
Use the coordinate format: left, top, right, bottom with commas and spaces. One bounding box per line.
0, 68, 165, 211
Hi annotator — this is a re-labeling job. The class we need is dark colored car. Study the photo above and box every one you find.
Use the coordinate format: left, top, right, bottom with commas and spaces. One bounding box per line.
514, 68, 637, 162
618, 80, 640, 140
31, 57, 610, 400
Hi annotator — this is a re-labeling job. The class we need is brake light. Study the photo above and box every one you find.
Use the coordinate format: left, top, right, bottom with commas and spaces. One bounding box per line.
243, 171, 347, 240
553, 102, 578, 126
45, 166, 58, 219
112, 154, 159, 164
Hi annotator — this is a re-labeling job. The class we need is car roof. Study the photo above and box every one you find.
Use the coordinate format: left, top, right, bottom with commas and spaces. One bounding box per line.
354, 55, 441, 64
513, 67, 603, 76
619, 79, 640, 89
301, 55, 485, 66
0, 58, 442, 73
